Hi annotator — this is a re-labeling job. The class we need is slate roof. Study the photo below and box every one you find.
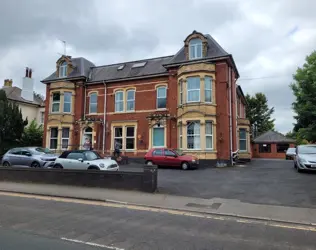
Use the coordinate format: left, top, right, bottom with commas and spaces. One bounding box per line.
1, 86, 45, 107
164, 34, 230, 66
253, 130, 295, 143
42, 57, 95, 83
88, 56, 173, 83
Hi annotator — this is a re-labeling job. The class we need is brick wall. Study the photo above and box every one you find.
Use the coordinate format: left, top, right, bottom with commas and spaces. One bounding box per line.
252, 143, 296, 159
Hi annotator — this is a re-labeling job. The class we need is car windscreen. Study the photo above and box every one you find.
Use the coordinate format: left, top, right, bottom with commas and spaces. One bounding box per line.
299, 146, 316, 154
33, 147, 53, 154
84, 151, 102, 161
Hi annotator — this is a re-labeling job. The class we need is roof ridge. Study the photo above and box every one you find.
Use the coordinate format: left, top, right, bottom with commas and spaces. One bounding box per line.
91, 55, 174, 69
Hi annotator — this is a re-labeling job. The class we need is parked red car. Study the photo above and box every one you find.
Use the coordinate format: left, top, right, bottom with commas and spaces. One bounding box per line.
144, 148, 199, 170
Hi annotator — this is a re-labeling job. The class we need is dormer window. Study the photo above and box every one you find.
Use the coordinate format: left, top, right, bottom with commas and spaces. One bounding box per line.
189, 38, 202, 60
59, 62, 67, 78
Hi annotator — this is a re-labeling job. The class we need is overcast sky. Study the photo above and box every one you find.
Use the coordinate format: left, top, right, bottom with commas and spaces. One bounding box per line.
1, 0, 315, 133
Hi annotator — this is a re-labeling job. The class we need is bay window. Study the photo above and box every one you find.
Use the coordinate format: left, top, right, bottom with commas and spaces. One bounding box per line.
239, 129, 247, 151
187, 121, 200, 149
61, 127, 70, 149
187, 77, 200, 102
51, 92, 60, 113
204, 77, 212, 103
63, 92, 72, 113
205, 121, 213, 149
50, 127, 58, 149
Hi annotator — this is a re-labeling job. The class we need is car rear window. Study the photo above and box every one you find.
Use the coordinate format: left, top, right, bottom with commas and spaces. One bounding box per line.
153, 149, 163, 156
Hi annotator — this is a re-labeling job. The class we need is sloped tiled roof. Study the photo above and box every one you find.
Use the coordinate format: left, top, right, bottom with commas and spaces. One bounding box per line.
253, 130, 295, 143
88, 56, 173, 83
42, 57, 95, 83
165, 34, 229, 66
1, 86, 45, 107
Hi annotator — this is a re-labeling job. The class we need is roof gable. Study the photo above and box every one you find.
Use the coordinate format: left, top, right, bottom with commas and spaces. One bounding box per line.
253, 130, 295, 143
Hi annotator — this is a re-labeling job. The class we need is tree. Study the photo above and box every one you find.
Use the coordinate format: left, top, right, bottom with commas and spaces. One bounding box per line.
20, 119, 43, 146
291, 51, 316, 142
245, 92, 275, 137
0, 90, 28, 155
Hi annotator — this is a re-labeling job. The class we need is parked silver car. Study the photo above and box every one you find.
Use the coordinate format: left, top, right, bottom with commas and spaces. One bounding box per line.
1, 147, 58, 168
53, 150, 119, 171
294, 144, 316, 172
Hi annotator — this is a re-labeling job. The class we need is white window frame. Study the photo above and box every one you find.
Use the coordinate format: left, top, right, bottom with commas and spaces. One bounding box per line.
51, 92, 60, 113
179, 123, 182, 149
40, 112, 45, 124
59, 62, 67, 78
204, 76, 212, 103
125, 126, 135, 150
126, 90, 135, 111
89, 93, 98, 114
187, 77, 200, 103
115, 91, 124, 112
186, 121, 201, 149
61, 127, 70, 150
239, 128, 247, 151
179, 80, 183, 105
114, 127, 123, 149
63, 92, 72, 113
189, 38, 203, 60
50, 127, 58, 149
205, 121, 213, 150
156, 86, 167, 109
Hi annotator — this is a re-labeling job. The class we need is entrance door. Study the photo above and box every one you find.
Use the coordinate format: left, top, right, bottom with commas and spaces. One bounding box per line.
82, 127, 93, 149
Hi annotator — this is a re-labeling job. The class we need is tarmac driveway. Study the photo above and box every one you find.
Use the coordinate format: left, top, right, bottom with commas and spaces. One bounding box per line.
156, 159, 316, 209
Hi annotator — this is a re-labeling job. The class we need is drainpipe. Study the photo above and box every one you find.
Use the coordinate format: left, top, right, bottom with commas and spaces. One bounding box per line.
235, 79, 238, 150
83, 84, 87, 120
102, 81, 106, 154
228, 67, 233, 166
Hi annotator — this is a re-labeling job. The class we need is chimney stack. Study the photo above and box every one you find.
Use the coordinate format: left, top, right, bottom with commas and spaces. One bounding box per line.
25, 67, 29, 78
3, 79, 13, 87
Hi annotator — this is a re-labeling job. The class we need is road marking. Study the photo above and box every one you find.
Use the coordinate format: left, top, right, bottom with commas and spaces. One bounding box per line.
61, 237, 124, 250
0, 191, 316, 232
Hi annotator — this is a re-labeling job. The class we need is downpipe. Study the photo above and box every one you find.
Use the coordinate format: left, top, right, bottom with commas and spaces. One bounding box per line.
229, 67, 233, 166
102, 81, 106, 154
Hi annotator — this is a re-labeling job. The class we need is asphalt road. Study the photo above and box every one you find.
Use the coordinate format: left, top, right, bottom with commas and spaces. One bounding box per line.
0, 194, 316, 250
155, 159, 316, 208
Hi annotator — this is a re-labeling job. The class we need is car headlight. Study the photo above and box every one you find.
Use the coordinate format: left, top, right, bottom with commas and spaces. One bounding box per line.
299, 157, 307, 163
99, 163, 105, 168
191, 159, 196, 163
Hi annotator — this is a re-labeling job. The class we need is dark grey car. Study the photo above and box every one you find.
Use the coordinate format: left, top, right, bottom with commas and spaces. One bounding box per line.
1, 147, 58, 168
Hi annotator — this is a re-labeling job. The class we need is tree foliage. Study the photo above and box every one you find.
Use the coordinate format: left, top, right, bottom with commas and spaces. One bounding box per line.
0, 89, 28, 155
20, 119, 43, 147
291, 51, 316, 143
245, 92, 275, 137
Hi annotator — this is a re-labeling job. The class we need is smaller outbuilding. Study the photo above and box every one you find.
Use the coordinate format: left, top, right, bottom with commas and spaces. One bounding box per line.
252, 130, 295, 159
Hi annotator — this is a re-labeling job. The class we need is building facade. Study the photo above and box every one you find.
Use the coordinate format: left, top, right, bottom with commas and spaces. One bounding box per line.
2, 69, 45, 126
252, 130, 295, 159
42, 30, 251, 165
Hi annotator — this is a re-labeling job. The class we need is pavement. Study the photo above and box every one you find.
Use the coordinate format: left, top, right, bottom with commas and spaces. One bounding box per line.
0, 193, 316, 249
1, 181, 316, 227
155, 159, 316, 208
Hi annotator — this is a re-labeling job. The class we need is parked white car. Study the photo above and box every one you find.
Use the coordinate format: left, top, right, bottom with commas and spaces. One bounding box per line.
53, 150, 119, 171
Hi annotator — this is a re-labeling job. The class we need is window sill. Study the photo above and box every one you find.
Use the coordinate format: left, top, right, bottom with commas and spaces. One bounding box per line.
49, 112, 73, 115
156, 108, 167, 111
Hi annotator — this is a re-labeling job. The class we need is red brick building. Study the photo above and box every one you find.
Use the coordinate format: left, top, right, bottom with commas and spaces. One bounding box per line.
42, 30, 251, 166
252, 130, 295, 159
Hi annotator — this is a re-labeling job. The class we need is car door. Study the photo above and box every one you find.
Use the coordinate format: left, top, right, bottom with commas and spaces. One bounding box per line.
151, 149, 165, 166
20, 150, 34, 167
164, 149, 179, 167
65, 152, 86, 170
8, 148, 22, 166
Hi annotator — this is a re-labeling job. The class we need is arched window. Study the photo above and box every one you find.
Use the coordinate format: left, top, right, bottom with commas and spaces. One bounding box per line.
156, 86, 167, 109
126, 89, 135, 111
189, 38, 202, 60
85, 127, 92, 133
59, 62, 67, 77
115, 91, 124, 112
89, 93, 98, 113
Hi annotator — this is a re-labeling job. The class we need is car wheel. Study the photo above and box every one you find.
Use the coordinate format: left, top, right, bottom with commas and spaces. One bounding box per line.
146, 161, 153, 166
2, 161, 10, 167
53, 164, 63, 169
31, 161, 40, 168
297, 165, 303, 173
181, 162, 189, 170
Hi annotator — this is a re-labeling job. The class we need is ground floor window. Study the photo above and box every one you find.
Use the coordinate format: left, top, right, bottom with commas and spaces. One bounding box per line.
187, 121, 200, 149
259, 143, 271, 153
50, 127, 58, 149
277, 143, 289, 153
113, 126, 136, 150
179, 124, 182, 149
239, 128, 247, 151
205, 121, 213, 149
61, 128, 70, 149
153, 127, 164, 147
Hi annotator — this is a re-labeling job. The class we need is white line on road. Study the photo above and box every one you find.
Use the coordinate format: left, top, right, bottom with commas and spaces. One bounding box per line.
61, 237, 125, 250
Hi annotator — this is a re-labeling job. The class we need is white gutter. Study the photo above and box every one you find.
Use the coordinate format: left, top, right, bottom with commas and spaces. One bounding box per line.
102, 81, 106, 154
228, 67, 233, 166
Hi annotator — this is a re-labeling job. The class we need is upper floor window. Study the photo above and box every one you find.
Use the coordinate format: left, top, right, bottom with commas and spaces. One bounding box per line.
187, 77, 200, 103
115, 91, 124, 112
126, 89, 135, 111
40, 112, 44, 124
189, 38, 202, 60
63, 92, 72, 113
157, 86, 167, 109
204, 77, 212, 103
59, 62, 67, 78
89, 93, 98, 113
179, 80, 183, 105
51, 92, 60, 113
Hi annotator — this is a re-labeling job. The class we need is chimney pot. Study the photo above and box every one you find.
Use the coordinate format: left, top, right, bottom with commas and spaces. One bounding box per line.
29, 68, 32, 78
25, 67, 29, 78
